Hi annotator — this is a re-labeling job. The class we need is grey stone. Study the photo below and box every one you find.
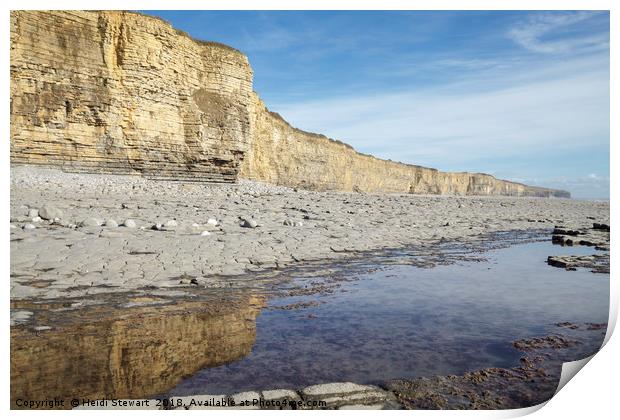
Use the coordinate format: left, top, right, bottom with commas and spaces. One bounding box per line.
39, 205, 63, 220
339, 404, 385, 410
105, 219, 118, 228
262, 389, 299, 400
123, 219, 137, 228
79, 217, 103, 227
200, 230, 211, 236
230, 391, 260, 408
593, 222, 610, 231
18, 205, 29, 216
178, 274, 199, 285
284, 219, 303, 227
321, 390, 389, 405
302, 382, 378, 397
10, 310, 33, 326
28, 208, 39, 218
33, 325, 52, 331
165, 219, 178, 228
22, 223, 36, 230
31, 216, 42, 223
240, 218, 258, 228
206, 218, 218, 226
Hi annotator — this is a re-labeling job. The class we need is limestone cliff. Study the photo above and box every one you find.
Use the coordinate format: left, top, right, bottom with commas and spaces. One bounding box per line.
10, 10, 570, 198
241, 95, 569, 197
11, 10, 253, 182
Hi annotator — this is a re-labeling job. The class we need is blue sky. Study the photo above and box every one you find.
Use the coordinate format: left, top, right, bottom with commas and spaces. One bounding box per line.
143, 10, 610, 199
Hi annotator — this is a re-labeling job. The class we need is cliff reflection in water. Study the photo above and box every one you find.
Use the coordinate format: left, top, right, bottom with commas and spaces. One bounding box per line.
10, 294, 264, 408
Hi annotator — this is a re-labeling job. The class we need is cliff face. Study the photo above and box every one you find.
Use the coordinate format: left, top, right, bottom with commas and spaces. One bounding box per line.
11, 10, 253, 182
10, 10, 570, 198
240, 95, 569, 197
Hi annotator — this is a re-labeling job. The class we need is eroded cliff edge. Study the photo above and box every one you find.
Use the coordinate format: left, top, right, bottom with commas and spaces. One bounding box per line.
10, 10, 570, 198
11, 10, 253, 182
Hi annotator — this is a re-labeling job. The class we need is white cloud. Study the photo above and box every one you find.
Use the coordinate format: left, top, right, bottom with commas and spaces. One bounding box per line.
272, 54, 609, 172
507, 11, 608, 54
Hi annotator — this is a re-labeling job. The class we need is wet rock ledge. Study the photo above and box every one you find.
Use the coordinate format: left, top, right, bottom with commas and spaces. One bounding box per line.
547, 222, 610, 273
74, 324, 605, 410
75, 382, 402, 410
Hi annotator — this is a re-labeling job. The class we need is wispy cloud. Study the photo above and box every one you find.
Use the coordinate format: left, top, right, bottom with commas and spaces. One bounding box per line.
507, 11, 609, 54
272, 53, 609, 198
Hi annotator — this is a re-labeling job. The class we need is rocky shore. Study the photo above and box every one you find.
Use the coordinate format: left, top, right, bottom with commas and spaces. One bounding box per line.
71, 323, 606, 410
546, 224, 610, 273
10, 165, 609, 301
10, 166, 610, 410
382, 322, 606, 410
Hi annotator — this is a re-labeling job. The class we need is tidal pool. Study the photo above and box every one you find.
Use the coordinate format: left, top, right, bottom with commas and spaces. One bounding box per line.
168, 240, 609, 395
10, 235, 609, 406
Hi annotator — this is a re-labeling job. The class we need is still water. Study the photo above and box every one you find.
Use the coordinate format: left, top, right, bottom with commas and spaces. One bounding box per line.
169, 241, 608, 395
10, 237, 609, 405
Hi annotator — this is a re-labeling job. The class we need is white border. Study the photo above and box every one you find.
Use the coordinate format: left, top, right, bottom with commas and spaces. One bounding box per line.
2, 1, 616, 420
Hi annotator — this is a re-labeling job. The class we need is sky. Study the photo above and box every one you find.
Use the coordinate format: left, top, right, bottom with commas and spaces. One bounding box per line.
143, 10, 610, 199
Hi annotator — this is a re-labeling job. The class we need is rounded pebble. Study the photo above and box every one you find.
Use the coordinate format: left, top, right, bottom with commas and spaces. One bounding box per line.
105, 219, 119, 228
33, 326, 52, 332
39, 205, 63, 220
79, 217, 103, 227
240, 218, 258, 228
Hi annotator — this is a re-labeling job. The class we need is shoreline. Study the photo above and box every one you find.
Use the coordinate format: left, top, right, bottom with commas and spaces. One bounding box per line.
10, 216, 610, 409
10, 165, 609, 301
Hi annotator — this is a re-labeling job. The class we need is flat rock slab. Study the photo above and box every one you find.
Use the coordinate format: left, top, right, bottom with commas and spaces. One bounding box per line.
10, 310, 33, 326
339, 404, 389, 410
230, 391, 261, 409
10, 166, 609, 301
300, 382, 398, 409
302, 382, 379, 397
262, 389, 299, 400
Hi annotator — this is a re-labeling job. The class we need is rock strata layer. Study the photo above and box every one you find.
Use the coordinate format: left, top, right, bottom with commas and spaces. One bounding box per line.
11, 10, 569, 197
11, 10, 252, 182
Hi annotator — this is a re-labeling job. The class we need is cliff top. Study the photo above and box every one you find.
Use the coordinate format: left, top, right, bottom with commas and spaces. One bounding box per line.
115, 10, 247, 56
